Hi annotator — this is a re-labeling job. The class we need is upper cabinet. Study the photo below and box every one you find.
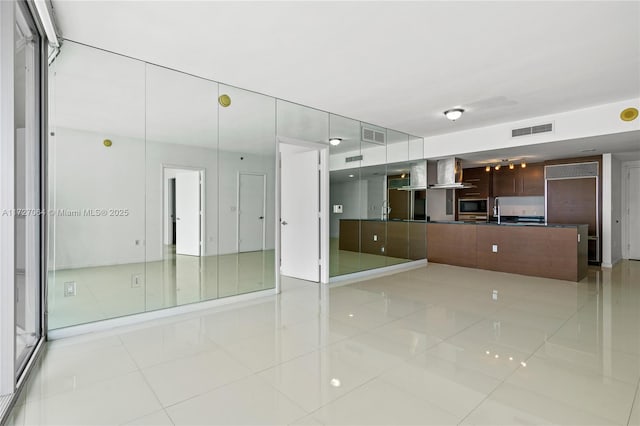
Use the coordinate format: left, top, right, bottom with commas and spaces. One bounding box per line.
493, 163, 544, 197
459, 167, 491, 198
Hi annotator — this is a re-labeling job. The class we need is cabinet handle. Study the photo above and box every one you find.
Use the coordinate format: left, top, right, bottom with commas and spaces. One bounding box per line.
465, 178, 480, 182
464, 192, 480, 196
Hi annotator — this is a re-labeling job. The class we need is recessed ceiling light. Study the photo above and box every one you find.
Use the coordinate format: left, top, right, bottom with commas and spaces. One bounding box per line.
329, 138, 342, 146
443, 108, 465, 121
330, 378, 341, 387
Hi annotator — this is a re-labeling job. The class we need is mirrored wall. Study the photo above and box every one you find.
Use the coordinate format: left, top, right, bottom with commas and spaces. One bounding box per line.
46, 41, 427, 330
47, 42, 276, 329
328, 115, 427, 277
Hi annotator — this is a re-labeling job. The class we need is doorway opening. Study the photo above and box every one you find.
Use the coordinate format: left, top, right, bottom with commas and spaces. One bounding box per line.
163, 167, 204, 257
623, 162, 640, 260
277, 139, 329, 286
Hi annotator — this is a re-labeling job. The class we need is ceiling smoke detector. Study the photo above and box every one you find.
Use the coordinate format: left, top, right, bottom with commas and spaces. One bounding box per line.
444, 108, 465, 121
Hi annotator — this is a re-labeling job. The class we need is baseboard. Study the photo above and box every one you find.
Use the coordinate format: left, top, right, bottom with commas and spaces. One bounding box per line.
329, 259, 428, 287
601, 258, 623, 269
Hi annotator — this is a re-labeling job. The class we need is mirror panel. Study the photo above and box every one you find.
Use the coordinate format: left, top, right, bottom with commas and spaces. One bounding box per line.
386, 129, 409, 164
48, 42, 146, 328
219, 84, 276, 297
276, 100, 329, 143
144, 64, 219, 309
409, 134, 424, 160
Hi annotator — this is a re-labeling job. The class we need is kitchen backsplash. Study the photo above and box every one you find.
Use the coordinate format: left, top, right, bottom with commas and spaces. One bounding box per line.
497, 196, 545, 217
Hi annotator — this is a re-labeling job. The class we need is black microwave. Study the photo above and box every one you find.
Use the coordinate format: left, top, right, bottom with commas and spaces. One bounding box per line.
459, 198, 488, 214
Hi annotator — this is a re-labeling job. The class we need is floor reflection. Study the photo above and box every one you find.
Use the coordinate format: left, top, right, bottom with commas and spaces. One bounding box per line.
48, 248, 275, 330
329, 238, 412, 277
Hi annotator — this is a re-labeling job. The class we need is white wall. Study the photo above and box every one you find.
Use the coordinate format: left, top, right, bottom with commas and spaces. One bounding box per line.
50, 127, 275, 269
50, 127, 146, 270
426, 189, 454, 221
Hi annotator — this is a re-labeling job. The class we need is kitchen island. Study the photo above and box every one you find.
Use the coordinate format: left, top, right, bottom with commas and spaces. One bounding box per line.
339, 219, 427, 260
426, 222, 588, 281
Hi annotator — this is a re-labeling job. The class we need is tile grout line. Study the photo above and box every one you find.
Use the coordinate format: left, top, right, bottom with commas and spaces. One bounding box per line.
455, 293, 587, 426
116, 334, 175, 425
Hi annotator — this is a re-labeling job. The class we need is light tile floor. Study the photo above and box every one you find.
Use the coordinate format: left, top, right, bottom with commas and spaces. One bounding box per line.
6, 260, 640, 425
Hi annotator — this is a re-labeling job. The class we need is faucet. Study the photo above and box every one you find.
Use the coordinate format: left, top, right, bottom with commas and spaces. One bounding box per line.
493, 197, 501, 224
381, 200, 391, 221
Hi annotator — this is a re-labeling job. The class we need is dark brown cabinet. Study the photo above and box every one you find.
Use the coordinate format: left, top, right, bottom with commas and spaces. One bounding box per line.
459, 167, 491, 198
493, 163, 544, 197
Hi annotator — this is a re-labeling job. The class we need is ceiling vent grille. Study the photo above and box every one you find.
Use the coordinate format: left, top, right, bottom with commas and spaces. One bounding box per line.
362, 127, 386, 145
512, 122, 553, 138
545, 162, 598, 179
345, 155, 363, 163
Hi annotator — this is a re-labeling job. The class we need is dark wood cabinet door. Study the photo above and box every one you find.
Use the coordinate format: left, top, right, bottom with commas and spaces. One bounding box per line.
519, 164, 545, 195
388, 189, 410, 220
493, 169, 517, 196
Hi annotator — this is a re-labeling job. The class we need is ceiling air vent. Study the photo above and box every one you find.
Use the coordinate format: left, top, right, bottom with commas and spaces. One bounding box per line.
345, 155, 363, 163
512, 122, 553, 138
362, 126, 386, 145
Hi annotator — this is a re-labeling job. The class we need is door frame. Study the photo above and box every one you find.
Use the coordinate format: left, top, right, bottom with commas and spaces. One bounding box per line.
622, 160, 640, 260
236, 172, 267, 253
275, 136, 329, 292
0, 0, 48, 411
162, 165, 205, 257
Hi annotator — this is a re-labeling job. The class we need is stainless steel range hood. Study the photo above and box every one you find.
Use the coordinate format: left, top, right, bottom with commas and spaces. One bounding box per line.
428, 157, 474, 189
398, 161, 428, 191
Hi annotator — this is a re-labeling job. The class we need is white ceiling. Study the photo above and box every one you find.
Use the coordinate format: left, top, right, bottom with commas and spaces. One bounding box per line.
51, 0, 640, 140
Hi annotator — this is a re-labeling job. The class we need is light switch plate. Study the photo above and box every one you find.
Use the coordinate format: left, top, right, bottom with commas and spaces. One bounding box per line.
492, 244, 498, 253
373, 235, 378, 241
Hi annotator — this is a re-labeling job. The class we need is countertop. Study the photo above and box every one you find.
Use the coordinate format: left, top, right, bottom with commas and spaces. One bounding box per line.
339, 219, 428, 223
427, 220, 587, 228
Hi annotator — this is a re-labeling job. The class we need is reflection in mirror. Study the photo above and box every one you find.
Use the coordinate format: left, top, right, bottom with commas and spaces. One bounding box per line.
329, 114, 362, 276
145, 64, 219, 310
386, 129, 409, 164
48, 42, 146, 329
276, 100, 329, 143
219, 85, 276, 297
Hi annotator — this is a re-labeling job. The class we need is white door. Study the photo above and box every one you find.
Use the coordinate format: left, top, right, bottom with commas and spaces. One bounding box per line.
281, 149, 319, 282
176, 171, 201, 256
629, 166, 640, 260
238, 173, 266, 252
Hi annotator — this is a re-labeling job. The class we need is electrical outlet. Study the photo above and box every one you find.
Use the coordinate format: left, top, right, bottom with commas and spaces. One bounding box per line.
131, 273, 143, 288
492, 244, 498, 253
64, 281, 76, 297
492, 290, 499, 301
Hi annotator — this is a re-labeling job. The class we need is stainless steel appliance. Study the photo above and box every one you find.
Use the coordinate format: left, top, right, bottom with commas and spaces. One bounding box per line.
458, 198, 489, 222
